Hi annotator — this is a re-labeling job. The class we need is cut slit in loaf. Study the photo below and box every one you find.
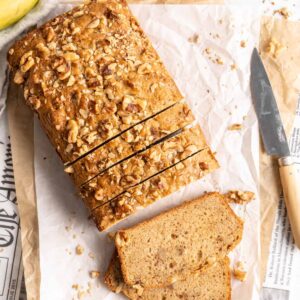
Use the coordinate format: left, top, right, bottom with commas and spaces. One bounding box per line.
8, 0, 183, 164
91, 148, 219, 231
80, 125, 208, 210
114, 192, 243, 289
104, 254, 231, 300
69, 102, 195, 186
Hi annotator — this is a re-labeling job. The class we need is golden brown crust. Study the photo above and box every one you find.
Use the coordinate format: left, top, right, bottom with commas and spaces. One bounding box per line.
8, 0, 182, 164
115, 192, 243, 289
91, 149, 219, 231
80, 125, 207, 210
70, 103, 194, 186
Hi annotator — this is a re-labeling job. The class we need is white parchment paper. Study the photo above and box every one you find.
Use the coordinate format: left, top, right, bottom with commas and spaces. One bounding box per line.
34, 4, 261, 300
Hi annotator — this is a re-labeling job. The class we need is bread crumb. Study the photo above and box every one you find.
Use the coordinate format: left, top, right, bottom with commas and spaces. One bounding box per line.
233, 261, 247, 282
75, 245, 84, 255
107, 232, 116, 240
89, 271, 100, 279
215, 57, 224, 65
228, 124, 242, 131
230, 64, 237, 70
266, 38, 286, 58
240, 40, 246, 48
72, 284, 79, 289
88, 252, 95, 259
204, 48, 211, 55
274, 7, 290, 19
188, 33, 200, 44
225, 191, 255, 204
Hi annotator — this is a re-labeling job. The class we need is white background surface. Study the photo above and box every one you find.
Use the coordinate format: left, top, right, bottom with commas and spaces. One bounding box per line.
34, 3, 261, 300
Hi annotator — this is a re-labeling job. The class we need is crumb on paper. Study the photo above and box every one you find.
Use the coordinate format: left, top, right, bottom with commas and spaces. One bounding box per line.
218, 19, 223, 24
88, 251, 95, 259
274, 7, 291, 19
226, 190, 255, 204
240, 40, 247, 48
266, 38, 286, 58
107, 232, 116, 240
228, 123, 242, 131
204, 47, 211, 55
188, 33, 200, 44
73, 234, 77, 239
233, 261, 247, 282
230, 64, 237, 70
215, 57, 224, 65
65, 225, 71, 231
89, 271, 100, 279
72, 284, 79, 290
76, 244, 84, 255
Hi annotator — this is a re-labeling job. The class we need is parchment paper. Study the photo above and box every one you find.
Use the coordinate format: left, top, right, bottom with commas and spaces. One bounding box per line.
32, 3, 260, 300
259, 16, 300, 285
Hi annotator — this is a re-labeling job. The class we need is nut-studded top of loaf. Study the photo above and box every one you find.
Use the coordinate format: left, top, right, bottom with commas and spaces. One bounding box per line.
8, 0, 182, 164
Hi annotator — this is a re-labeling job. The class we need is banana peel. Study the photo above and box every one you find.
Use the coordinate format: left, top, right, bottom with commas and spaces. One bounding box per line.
0, 0, 39, 30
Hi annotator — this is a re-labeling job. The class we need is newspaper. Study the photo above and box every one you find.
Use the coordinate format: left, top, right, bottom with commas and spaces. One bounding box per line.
262, 100, 300, 300
0, 111, 23, 300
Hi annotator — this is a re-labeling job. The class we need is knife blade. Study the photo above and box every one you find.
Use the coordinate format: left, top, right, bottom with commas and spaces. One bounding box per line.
250, 47, 300, 248
250, 48, 290, 157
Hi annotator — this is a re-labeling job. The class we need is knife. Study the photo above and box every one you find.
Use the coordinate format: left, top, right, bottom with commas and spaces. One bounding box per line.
250, 48, 300, 248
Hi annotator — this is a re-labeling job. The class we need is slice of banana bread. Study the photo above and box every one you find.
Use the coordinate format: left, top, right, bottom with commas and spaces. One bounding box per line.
80, 125, 207, 210
104, 254, 231, 300
115, 192, 243, 288
91, 148, 219, 231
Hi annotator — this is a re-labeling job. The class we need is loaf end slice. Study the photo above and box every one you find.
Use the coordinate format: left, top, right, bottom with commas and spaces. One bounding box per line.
104, 253, 231, 300
115, 192, 243, 288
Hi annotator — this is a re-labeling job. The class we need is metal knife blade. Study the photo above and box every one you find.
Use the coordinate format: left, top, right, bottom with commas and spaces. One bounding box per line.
250, 48, 290, 157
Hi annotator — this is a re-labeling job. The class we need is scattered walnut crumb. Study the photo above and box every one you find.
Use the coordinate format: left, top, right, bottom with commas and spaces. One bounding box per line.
230, 64, 237, 70
215, 57, 224, 65
240, 40, 247, 48
188, 33, 200, 44
266, 38, 286, 58
204, 48, 211, 55
75, 245, 84, 255
226, 190, 255, 204
228, 123, 242, 131
107, 232, 116, 240
89, 271, 100, 279
233, 261, 247, 282
88, 252, 95, 259
274, 7, 290, 19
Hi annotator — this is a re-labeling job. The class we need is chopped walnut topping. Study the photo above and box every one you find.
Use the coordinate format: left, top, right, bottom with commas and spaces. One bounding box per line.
65, 166, 74, 173
20, 51, 35, 73
233, 261, 247, 282
36, 43, 50, 58
87, 18, 100, 29
274, 7, 290, 19
8, 48, 14, 55
115, 283, 124, 293
228, 123, 242, 131
46, 27, 55, 42
226, 190, 255, 204
266, 38, 286, 58
14, 70, 25, 84
67, 120, 79, 143
89, 271, 100, 279
75, 244, 84, 255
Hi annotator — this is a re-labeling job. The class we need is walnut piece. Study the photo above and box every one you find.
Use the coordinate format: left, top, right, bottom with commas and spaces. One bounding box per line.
89, 271, 100, 279
233, 261, 247, 282
266, 38, 286, 58
75, 244, 84, 255
228, 123, 242, 131
226, 190, 255, 204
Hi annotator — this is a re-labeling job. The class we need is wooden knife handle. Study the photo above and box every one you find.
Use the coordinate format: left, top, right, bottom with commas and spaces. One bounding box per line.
278, 156, 300, 249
